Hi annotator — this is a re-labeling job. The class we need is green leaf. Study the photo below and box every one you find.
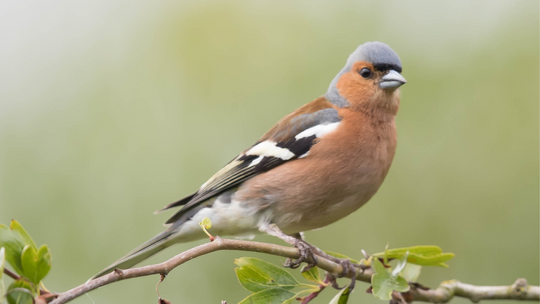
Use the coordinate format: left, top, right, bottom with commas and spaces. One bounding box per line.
374, 246, 440, 258
238, 288, 296, 304
21, 245, 52, 285
323, 251, 359, 264
0, 221, 51, 281
372, 246, 455, 267
408, 252, 454, 267
19, 247, 37, 285
401, 264, 422, 282
370, 258, 409, 300
1, 247, 5, 303
0, 225, 24, 275
234, 257, 301, 293
5, 279, 34, 304
9, 222, 36, 250
301, 266, 323, 285
370, 256, 387, 274
329, 285, 351, 304
35, 245, 52, 283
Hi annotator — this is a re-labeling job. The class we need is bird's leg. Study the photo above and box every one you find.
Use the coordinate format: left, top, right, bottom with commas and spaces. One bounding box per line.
259, 224, 318, 270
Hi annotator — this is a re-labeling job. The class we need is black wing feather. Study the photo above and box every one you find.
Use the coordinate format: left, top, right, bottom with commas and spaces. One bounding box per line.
160, 106, 341, 225
164, 155, 283, 224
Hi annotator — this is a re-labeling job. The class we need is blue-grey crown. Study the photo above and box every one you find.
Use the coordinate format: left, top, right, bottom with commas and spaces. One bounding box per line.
326, 42, 402, 107
348, 41, 401, 73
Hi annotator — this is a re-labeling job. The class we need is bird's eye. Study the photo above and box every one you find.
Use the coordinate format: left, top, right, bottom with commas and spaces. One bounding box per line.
359, 68, 372, 78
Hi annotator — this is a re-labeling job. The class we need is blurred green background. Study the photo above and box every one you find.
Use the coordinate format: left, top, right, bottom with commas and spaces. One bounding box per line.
0, 1, 538, 303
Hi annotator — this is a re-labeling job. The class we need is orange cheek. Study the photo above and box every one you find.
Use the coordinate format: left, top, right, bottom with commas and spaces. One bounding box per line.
335, 71, 375, 104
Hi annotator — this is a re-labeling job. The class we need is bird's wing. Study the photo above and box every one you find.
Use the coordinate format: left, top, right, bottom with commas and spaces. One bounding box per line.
159, 97, 342, 225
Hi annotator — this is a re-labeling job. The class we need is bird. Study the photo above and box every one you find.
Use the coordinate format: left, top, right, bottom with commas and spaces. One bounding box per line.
92, 41, 406, 280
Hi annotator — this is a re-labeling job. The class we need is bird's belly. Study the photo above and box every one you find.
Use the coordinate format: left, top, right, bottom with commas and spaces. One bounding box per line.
275, 192, 371, 234
174, 195, 264, 241
268, 157, 389, 234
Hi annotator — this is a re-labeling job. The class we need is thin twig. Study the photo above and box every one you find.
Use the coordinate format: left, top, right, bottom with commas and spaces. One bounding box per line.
3, 268, 19, 280
300, 275, 331, 304
48, 238, 540, 304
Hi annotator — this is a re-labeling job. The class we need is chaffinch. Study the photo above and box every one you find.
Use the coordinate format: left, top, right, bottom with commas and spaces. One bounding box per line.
92, 41, 406, 280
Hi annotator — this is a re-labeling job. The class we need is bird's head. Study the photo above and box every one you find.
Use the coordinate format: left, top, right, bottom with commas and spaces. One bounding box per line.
326, 41, 406, 113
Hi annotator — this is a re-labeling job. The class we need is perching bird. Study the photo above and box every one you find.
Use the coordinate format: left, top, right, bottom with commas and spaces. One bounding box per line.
92, 41, 406, 279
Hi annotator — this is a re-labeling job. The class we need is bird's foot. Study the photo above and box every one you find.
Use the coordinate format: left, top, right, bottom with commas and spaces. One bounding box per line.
310, 249, 362, 291
322, 257, 359, 291
283, 239, 318, 270
336, 258, 358, 291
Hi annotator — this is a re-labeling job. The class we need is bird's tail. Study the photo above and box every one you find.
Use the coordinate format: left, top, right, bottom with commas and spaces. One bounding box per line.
90, 230, 177, 280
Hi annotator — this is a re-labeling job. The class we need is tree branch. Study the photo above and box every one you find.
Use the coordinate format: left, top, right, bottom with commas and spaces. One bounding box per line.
408, 278, 539, 303
49, 237, 539, 304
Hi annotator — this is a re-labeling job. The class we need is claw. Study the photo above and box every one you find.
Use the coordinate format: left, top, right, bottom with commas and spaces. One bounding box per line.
283, 239, 318, 270
320, 255, 360, 292
338, 259, 357, 291
328, 273, 345, 290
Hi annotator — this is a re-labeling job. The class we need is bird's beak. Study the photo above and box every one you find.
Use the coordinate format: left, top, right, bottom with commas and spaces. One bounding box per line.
379, 70, 407, 90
